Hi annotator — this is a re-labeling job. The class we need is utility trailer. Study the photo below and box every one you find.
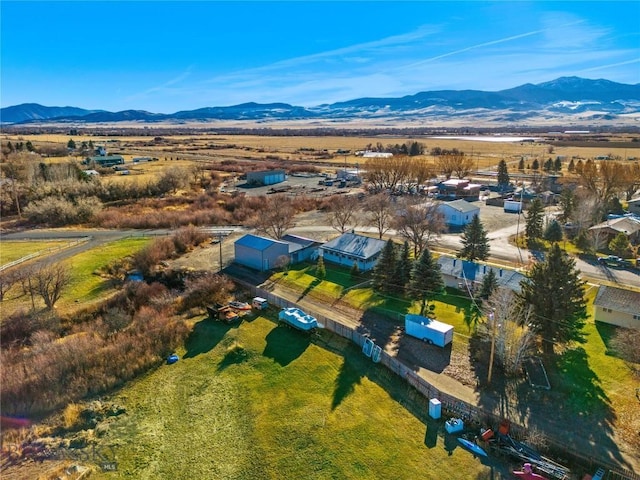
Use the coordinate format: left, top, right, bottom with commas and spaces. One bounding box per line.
207, 303, 239, 323
404, 314, 454, 347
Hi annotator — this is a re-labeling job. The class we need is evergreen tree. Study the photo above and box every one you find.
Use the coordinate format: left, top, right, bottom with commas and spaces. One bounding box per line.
543, 220, 563, 243
531, 159, 540, 171
558, 189, 575, 223
497, 159, 510, 190
543, 158, 553, 172
567, 158, 575, 172
408, 248, 444, 315
6, 141, 14, 153
316, 256, 326, 280
525, 198, 544, 245
392, 241, 412, 294
458, 214, 490, 261
67, 139, 76, 149
574, 229, 591, 253
372, 239, 397, 293
553, 157, 562, 172
518, 157, 525, 171
609, 232, 631, 258
519, 243, 587, 355
478, 268, 498, 299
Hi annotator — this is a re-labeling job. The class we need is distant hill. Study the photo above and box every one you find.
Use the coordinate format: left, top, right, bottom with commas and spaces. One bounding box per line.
0, 103, 102, 123
2, 77, 639, 126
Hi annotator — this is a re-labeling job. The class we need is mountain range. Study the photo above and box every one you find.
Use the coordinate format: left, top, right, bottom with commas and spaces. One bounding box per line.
2, 77, 639, 126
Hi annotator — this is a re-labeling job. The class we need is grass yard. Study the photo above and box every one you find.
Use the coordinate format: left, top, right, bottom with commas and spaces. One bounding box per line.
273, 263, 476, 341
0, 240, 71, 266
93, 316, 509, 479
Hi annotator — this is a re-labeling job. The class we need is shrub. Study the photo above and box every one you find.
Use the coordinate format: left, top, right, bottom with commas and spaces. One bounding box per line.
172, 225, 210, 254
132, 238, 176, 276
180, 273, 234, 312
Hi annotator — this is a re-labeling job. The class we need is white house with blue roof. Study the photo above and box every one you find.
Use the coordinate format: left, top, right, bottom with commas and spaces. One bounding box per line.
319, 232, 387, 272
436, 256, 526, 295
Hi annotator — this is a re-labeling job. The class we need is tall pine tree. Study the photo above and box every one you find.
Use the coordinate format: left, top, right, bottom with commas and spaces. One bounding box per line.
392, 241, 412, 294
525, 198, 544, 245
519, 243, 587, 355
408, 248, 444, 315
372, 239, 397, 293
497, 159, 510, 190
458, 214, 490, 261
478, 268, 498, 299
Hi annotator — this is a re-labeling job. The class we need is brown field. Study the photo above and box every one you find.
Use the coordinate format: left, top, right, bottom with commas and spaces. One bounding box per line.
2, 131, 639, 185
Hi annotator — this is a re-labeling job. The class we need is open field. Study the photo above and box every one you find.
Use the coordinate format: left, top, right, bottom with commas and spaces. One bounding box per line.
87, 315, 512, 480
0, 240, 71, 266
3, 132, 639, 176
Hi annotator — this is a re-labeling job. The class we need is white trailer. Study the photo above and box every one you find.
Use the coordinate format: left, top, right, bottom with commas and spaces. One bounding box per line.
404, 314, 454, 347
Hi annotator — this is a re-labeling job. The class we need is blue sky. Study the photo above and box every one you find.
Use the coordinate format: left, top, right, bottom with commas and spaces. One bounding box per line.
2, 1, 639, 112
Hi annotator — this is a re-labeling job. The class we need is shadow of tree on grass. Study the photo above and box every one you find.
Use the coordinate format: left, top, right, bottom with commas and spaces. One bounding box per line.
331, 357, 364, 411
262, 324, 310, 366
184, 318, 234, 358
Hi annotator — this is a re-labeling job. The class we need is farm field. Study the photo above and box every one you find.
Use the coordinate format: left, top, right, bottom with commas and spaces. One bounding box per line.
90, 315, 512, 480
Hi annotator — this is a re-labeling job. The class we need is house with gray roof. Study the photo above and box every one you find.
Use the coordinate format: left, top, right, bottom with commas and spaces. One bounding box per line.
436, 256, 526, 295
234, 233, 321, 271
437, 199, 480, 228
626, 197, 640, 216
320, 232, 386, 272
588, 216, 640, 245
593, 286, 640, 329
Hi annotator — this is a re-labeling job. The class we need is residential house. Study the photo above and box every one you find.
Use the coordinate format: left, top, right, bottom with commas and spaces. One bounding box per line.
588, 216, 640, 246
627, 198, 640, 216
280, 234, 321, 263
593, 286, 640, 329
437, 199, 481, 228
320, 232, 386, 272
438, 179, 482, 201
437, 256, 526, 295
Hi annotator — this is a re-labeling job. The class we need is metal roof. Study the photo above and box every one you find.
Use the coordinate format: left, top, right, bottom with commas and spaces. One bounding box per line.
438, 199, 481, 214
437, 256, 525, 292
321, 233, 386, 259
281, 234, 320, 248
594, 286, 640, 316
235, 234, 286, 251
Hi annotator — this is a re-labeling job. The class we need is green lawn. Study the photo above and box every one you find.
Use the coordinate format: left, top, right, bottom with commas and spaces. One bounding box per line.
59, 237, 151, 307
0, 239, 71, 266
94, 316, 507, 479
274, 263, 477, 340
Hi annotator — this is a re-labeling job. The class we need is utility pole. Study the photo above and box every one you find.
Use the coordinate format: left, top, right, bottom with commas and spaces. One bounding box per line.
487, 311, 496, 384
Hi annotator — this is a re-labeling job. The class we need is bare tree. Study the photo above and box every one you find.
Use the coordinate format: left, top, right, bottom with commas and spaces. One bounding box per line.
329, 195, 360, 233
0, 269, 20, 301
393, 199, 446, 257
482, 289, 536, 376
436, 151, 472, 179
610, 327, 640, 375
30, 263, 71, 310
364, 193, 394, 239
577, 160, 626, 212
252, 194, 295, 239
621, 162, 640, 201
274, 254, 291, 273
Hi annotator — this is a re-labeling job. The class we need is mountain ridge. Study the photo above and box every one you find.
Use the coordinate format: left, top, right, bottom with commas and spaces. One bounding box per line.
2, 76, 639, 125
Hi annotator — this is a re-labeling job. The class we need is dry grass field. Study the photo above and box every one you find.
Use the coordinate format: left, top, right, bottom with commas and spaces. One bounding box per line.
3, 131, 639, 185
